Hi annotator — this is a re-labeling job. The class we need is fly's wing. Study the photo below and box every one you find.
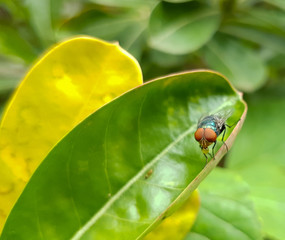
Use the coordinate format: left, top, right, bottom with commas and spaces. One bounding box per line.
211, 109, 234, 131
197, 109, 233, 129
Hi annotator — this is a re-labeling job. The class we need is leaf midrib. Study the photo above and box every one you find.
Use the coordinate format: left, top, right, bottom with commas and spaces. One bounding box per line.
152, 11, 218, 43
70, 124, 196, 240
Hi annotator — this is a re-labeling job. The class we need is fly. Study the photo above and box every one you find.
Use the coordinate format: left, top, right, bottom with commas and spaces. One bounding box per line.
194, 110, 238, 163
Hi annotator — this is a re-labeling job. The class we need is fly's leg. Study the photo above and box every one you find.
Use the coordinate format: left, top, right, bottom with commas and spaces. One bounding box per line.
225, 119, 241, 128
221, 128, 229, 152
222, 119, 240, 152
203, 153, 208, 166
211, 141, 217, 160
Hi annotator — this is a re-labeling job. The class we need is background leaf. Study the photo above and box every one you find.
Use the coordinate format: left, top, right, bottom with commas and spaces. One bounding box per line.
0, 37, 143, 232
0, 57, 25, 95
0, 24, 37, 63
203, 34, 267, 92
186, 168, 262, 240
263, 0, 285, 10
22, 0, 58, 46
0, 71, 246, 240
221, 9, 285, 55
88, 0, 156, 8
163, 0, 194, 3
227, 90, 285, 240
58, 7, 149, 60
144, 190, 200, 240
148, 1, 220, 54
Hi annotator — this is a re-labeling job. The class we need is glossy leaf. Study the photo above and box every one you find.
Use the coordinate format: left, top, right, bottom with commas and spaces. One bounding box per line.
149, 50, 188, 68
22, 0, 65, 47
186, 168, 262, 240
221, 9, 285, 55
148, 2, 220, 54
263, 0, 285, 10
204, 34, 267, 92
144, 190, 200, 240
0, 24, 37, 63
228, 92, 285, 240
88, 0, 156, 8
164, 0, 194, 3
247, 8, 285, 31
0, 71, 246, 240
0, 37, 143, 232
0, 57, 25, 94
58, 8, 149, 60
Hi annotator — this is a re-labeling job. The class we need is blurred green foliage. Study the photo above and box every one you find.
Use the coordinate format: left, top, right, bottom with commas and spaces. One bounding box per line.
1, 0, 285, 93
186, 168, 262, 240
0, 0, 284, 239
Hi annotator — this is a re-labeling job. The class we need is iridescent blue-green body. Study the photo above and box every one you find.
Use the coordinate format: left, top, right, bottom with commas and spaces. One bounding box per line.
195, 111, 233, 161
197, 115, 225, 136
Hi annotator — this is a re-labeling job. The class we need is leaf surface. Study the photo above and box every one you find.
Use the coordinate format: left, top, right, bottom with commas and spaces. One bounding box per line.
263, 0, 285, 10
164, 0, 194, 3
204, 34, 267, 92
0, 71, 246, 239
0, 24, 37, 63
186, 168, 262, 240
221, 9, 285, 55
148, 2, 220, 54
22, 0, 65, 47
0, 37, 142, 232
0, 57, 25, 94
144, 190, 200, 240
88, 0, 156, 8
58, 8, 149, 60
228, 92, 285, 240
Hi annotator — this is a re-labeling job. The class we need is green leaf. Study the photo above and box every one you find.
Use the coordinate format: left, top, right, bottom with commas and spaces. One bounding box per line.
22, 0, 66, 47
88, 0, 157, 8
263, 0, 285, 10
148, 49, 188, 68
247, 8, 285, 31
220, 9, 285, 55
227, 91, 285, 240
0, 56, 25, 94
0, 37, 143, 233
0, 71, 246, 240
58, 8, 149, 60
148, 2, 220, 54
0, 24, 37, 63
144, 190, 200, 240
163, 0, 194, 3
185, 168, 262, 240
204, 34, 267, 92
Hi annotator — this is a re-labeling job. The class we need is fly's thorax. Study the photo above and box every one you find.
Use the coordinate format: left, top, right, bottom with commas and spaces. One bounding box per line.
202, 124, 217, 135
198, 114, 228, 136
198, 117, 218, 134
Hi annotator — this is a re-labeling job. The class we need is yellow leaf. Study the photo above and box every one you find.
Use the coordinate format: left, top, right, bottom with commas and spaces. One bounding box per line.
0, 37, 143, 231
144, 190, 200, 240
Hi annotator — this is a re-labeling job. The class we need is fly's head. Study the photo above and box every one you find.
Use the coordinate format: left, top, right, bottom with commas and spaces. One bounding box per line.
194, 127, 217, 153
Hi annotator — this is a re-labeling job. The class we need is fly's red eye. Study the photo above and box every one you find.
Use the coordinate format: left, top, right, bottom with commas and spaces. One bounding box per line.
194, 128, 204, 142
204, 128, 217, 142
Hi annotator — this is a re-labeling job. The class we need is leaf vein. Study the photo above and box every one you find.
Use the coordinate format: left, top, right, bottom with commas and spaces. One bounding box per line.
138, 179, 183, 191
202, 206, 254, 240
103, 213, 151, 225
138, 92, 148, 167
70, 125, 196, 240
66, 143, 82, 227
104, 109, 114, 196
